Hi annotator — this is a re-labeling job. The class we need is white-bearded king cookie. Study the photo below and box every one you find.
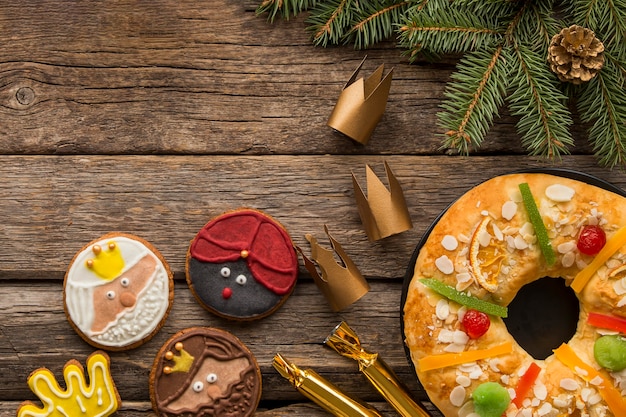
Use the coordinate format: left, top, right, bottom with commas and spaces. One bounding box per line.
63, 232, 174, 350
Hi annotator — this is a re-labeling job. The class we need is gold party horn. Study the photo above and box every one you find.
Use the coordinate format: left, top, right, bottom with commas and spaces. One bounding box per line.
324, 322, 430, 417
273, 353, 384, 417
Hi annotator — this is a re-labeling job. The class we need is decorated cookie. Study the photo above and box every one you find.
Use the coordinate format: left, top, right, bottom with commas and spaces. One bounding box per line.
63, 232, 174, 350
186, 209, 298, 320
17, 351, 120, 417
150, 327, 262, 416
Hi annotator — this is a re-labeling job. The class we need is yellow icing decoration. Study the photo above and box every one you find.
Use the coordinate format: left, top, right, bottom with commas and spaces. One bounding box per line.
85, 241, 125, 281
17, 351, 119, 417
571, 226, 626, 293
164, 344, 195, 374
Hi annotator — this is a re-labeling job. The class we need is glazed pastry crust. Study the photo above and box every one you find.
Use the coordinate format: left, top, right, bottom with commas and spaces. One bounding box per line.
403, 173, 626, 417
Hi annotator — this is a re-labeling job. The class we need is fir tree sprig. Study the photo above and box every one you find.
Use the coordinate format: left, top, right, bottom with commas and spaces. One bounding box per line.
438, 46, 510, 154
256, 0, 626, 168
578, 56, 626, 167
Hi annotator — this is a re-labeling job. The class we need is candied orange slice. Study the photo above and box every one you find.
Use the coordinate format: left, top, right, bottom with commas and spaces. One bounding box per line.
470, 217, 505, 292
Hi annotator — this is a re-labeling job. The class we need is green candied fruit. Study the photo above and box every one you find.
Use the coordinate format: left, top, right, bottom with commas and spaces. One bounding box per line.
419, 278, 508, 317
472, 382, 511, 417
594, 335, 626, 372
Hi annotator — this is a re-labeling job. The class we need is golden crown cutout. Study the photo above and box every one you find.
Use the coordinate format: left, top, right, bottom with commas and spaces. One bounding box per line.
352, 161, 413, 241
297, 225, 369, 312
163, 342, 195, 375
17, 351, 120, 417
327, 56, 393, 145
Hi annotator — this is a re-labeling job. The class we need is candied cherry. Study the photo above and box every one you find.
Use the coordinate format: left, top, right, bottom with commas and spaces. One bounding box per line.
577, 225, 606, 255
462, 309, 490, 339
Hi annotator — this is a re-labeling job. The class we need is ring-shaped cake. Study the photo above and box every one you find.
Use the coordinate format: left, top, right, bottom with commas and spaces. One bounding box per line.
403, 171, 626, 417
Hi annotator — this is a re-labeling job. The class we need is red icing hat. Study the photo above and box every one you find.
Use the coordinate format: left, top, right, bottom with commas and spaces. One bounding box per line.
190, 210, 298, 295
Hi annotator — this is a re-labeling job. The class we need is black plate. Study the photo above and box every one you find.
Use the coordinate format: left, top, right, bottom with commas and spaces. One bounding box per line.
399, 168, 626, 416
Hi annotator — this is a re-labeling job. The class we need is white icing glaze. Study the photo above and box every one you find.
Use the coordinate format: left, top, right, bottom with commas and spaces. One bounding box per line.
65, 236, 170, 348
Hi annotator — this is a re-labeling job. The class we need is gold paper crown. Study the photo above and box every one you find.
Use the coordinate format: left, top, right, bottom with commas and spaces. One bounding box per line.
352, 161, 413, 241
327, 56, 393, 145
296, 225, 369, 312
163, 342, 195, 375
85, 241, 125, 281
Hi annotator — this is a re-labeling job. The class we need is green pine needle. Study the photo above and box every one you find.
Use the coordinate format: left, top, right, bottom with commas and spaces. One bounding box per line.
350, 1, 411, 50
256, 0, 320, 22
305, 0, 355, 47
438, 46, 510, 154
398, 8, 503, 56
508, 44, 574, 159
578, 56, 626, 168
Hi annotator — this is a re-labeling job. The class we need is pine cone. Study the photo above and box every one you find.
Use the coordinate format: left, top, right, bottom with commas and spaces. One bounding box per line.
548, 25, 605, 85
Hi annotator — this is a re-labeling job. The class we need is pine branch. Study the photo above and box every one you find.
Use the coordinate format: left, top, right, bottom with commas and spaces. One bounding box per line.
306, 0, 355, 46
510, 0, 561, 50
398, 8, 503, 58
438, 46, 511, 154
256, 0, 320, 22
507, 44, 574, 159
349, 1, 411, 50
578, 56, 626, 168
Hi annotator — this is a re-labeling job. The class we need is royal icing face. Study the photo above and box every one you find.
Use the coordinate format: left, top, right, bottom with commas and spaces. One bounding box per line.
187, 210, 298, 319
151, 327, 261, 417
64, 235, 172, 349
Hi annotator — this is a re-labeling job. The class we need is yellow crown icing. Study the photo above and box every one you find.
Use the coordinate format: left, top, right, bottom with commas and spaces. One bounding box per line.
163, 342, 195, 375
17, 352, 119, 417
85, 241, 125, 281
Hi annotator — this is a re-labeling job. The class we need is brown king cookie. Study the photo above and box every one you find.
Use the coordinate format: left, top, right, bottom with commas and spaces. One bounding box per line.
150, 327, 262, 417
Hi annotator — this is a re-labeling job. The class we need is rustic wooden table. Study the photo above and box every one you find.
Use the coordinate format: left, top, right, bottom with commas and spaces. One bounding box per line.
2, 1, 626, 416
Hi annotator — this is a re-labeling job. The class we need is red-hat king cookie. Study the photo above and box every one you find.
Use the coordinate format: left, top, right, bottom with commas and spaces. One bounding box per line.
190, 210, 298, 295
186, 209, 299, 320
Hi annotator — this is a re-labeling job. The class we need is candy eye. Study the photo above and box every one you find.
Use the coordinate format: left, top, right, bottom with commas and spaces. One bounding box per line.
120, 278, 130, 287
106, 291, 116, 300
206, 373, 218, 383
220, 267, 231, 278
192, 381, 204, 393
235, 275, 247, 285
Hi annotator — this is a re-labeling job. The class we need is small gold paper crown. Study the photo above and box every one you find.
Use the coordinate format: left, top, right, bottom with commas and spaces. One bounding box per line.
296, 225, 369, 312
352, 161, 413, 241
327, 56, 393, 145
163, 342, 195, 375
85, 241, 125, 281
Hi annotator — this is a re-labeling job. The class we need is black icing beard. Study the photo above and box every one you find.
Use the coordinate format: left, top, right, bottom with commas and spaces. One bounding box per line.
188, 258, 282, 319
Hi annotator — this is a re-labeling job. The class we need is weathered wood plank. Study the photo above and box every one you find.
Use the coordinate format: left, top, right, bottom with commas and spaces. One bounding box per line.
0, 280, 414, 398
0, 155, 622, 280
0, 1, 592, 157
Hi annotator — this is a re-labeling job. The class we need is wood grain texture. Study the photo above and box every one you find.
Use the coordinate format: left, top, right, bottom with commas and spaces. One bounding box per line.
0, 0, 624, 416
0, 1, 592, 157
0, 155, 622, 280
